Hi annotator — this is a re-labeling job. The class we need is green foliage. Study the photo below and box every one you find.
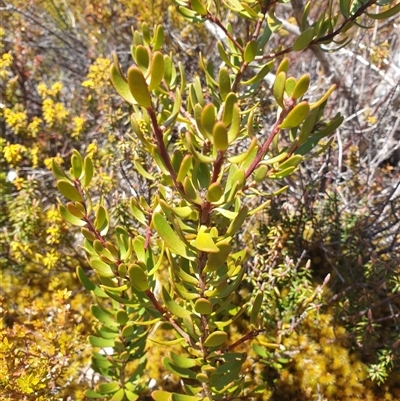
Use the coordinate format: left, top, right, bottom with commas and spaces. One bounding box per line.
50, 1, 400, 400
2, 0, 400, 400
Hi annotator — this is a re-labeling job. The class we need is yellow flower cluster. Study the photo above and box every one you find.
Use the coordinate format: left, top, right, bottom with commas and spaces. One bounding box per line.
29, 144, 40, 168
71, 116, 86, 138
42, 250, 59, 269
0, 51, 12, 79
3, 143, 27, 167
37, 82, 63, 98
44, 154, 64, 170
42, 98, 69, 126
3, 107, 28, 134
81, 57, 111, 90
0, 27, 5, 50
45, 206, 65, 245
86, 140, 98, 158
27, 116, 42, 138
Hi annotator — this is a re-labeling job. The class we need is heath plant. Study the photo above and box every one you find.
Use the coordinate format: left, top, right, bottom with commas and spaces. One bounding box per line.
52, 1, 400, 400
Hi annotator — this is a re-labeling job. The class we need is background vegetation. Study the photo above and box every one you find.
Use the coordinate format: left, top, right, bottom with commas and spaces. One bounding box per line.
1, 0, 399, 400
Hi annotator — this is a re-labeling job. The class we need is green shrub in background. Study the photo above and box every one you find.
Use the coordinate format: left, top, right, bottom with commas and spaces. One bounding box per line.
51, 1, 400, 401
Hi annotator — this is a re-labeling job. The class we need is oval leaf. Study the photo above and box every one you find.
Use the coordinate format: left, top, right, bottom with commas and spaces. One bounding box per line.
128, 264, 149, 292
279, 101, 310, 128
203, 331, 228, 347
127, 66, 152, 108
57, 179, 82, 202
153, 212, 196, 260
292, 26, 315, 51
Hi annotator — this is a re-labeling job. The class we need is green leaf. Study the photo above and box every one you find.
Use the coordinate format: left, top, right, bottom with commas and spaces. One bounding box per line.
116, 310, 129, 325
311, 114, 344, 138
206, 182, 224, 202
52, 159, 67, 180
194, 298, 213, 314
201, 103, 216, 138
135, 45, 150, 71
292, 26, 315, 51
367, 3, 400, 19
217, 41, 236, 70
226, 206, 248, 237
71, 150, 83, 180
88, 335, 115, 348
152, 391, 201, 401
218, 67, 231, 101
227, 136, 257, 164
58, 204, 86, 226
241, 60, 274, 85
171, 394, 202, 401
110, 64, 137, 104
161, 286, 191, 318
279, 101, 310, 128
250, 292, 263, 326
278, 154, 303, 170
76, 266, 107, 297
267, 10, 282, 33
95, 205, 109, 236
91, 304, 118, 327
57, 179, 83, 202
285, 77, 296, 97
204, 242, 231, 272
85, 389, 105, 399
128, 264, 149, 292
163, 356, 197, 379
176, 155, 193, 182
204, 331, 228, 347
193, 76, 205, 106
90, 258, 115, 278
130, 198, 147, 225
301, 1, 311, 30
151, 391, 171, 401
110, 388, 125, 401
292, 74, 310, 99
83, 156, 94, 187
170, 352, 199, 368
276, 57, 289, 75
125, 390, 139, 401
340, 0, 351, 18
134, 160, 155, 180
310, 84, 336, 109
127, 66, 152, 108
153, 25, 164, 51
273, 71, 286, 108
227, 103, 240, 144
183, 176, 202, 204
148, 51, 165, 91
298, 108, 319, 144
141, 22, 151, 45
244, 39, 257, 63
213, 121, 228, 151
254, 165, 268, 182
269, 165, 296, 179
193, 226, 220, 253
190, 0, 207, 15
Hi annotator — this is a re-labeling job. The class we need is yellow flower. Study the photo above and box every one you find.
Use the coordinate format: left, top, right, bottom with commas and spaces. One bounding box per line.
3, 142, 27, 166
82, 57, 111, 90
86, 141, 98, 158
37, 82, 48, 98
43, 251, 59, 269
51, 82, 63, 96
44, 155, 64, 170
27, 116, 42, 138
71, 116, 86, 138
4, 107, 28, 134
